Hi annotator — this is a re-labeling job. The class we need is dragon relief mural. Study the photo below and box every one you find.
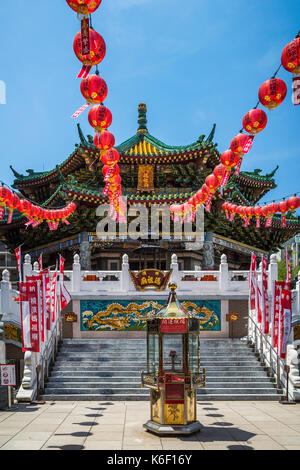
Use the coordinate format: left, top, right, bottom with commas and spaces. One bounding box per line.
80, 300, 221, 331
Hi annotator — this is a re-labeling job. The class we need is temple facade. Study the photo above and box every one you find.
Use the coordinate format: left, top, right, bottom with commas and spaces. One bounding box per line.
1, 103, 300, 271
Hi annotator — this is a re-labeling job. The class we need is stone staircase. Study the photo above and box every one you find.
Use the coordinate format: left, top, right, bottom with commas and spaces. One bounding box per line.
40, 338, 283, 401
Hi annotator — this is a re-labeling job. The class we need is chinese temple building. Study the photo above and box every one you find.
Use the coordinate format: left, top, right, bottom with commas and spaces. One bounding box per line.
1, 103, 300, 271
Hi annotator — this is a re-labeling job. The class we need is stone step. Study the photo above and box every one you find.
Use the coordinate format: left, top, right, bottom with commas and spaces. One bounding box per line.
44, 381, 276, 390
47, 376, 274, 384
40, 393, 281, 401
42, 338, 280, 401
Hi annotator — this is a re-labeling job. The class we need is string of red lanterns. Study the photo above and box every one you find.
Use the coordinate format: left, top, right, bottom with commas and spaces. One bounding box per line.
0, 186, 76, 230
222, 196, 300, 229
66, 0, 125, 223
170, 33, 300, 226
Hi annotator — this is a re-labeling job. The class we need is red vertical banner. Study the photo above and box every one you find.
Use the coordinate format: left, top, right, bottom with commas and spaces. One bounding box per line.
285, 249, 291, 283
249, 254, 257, 311
293, 77, 300, 106
272, 281, 282, 350
50, 267, 58, 324
59, 255, 71, 311
20, 282, 31, 352
39, 253, 43, 273
262, 256, 270, 334
14, 246, 22, 282
44, 268, 51, 330
279, 282, 292, 359
81, 16, 90, 56
27, 279, 40, 353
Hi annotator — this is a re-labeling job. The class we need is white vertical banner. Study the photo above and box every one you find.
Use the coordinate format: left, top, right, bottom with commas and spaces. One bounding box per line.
293, 77, 300, 106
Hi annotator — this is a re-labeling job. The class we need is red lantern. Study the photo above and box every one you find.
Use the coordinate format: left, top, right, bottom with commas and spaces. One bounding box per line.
287, 196, 300, 212
80, 74, 108, 104
205, 174, 220, 192
88, 105, 112, 131
220, 150, 240, 186
101, 148, 120, 166
281, 37, 300, 75
258, 78, 287, 110
279, 200, 289, 227
0, 187, 12, 205
230, 133, 254, 156
66, 0, 102, 15
94, 130, 115, 150
213, 164, 226, 182
194, 189, 206, 205
220, 150, 240, 169
19, 200, 32, 217
73, 29, 106, 75
243, 109, 267, 135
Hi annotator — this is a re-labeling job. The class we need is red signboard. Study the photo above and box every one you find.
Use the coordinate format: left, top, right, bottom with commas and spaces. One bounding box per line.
161, 318, 187, 333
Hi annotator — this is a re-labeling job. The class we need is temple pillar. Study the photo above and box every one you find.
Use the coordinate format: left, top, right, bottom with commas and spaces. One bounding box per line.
80, 240, 91, 271
202, 238, 214, 270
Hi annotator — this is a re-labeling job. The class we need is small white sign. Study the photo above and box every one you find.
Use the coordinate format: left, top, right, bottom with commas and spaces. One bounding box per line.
0, 364, 16, 387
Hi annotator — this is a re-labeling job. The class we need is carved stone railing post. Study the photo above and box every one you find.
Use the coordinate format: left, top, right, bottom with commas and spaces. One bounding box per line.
170, 253, 179, 284
1, 269, 10, 317
121, 254, 130, 292
72, 253, 81, 292
16, 350, 37, 402
268, 253, 278, 292
219, 253, 228, 291
33, 261, 39, 276
23, 254, 32, 281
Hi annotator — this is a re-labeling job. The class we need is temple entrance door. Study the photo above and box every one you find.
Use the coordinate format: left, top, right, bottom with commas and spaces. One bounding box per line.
129, 248, 167, 271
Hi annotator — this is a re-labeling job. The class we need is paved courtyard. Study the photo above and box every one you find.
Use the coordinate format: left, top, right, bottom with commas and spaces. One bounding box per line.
0, 400, 299, 450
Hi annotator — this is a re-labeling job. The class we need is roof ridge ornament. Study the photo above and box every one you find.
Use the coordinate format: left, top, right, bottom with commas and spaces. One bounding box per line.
137, 102, 148, 134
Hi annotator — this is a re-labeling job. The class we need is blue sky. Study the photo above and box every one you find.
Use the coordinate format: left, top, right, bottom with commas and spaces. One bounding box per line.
0, 0, 299, 206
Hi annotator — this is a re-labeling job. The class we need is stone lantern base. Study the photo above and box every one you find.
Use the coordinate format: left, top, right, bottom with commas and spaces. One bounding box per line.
144, 420, 203, 436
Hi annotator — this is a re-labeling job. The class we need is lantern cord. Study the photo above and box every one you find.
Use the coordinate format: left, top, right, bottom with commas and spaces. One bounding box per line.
271, 64, 282, 79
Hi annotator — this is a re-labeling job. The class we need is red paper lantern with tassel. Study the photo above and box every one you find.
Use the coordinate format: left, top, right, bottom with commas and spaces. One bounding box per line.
281, 37, 300, 75
73, 29, 106, 76
88, 104, 112, 131
258, 78, 287, 110
230, 133, 254, 157
279, 200, 289, 227
287, 196, 300, 212
94, 130, 115, 150
80, 74, 108, 104
66, 0, 102, 15
100, 148, 120, 166
243, 109, 267, 135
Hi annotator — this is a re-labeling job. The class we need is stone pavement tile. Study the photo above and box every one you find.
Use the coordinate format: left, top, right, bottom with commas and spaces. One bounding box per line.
161, 440, 204, 450
240, 435, 286, 450
0, 425, 27, 436
122, 445, 163, 450
201, 441, 238, 450
254, 422, 300, 436
284, 446, 300, 450
86, 431, 124, 441
41, 435, 86, 450
11, 431, 53, 441
83, 440, 123, 450
91, 423, 124, 431
22, 422, 61, 433
288, 424, 300, 432
95, 416, 125, 423
0, 435, 12, 447
271, 435, 300, 447
1, 439, 45, 450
